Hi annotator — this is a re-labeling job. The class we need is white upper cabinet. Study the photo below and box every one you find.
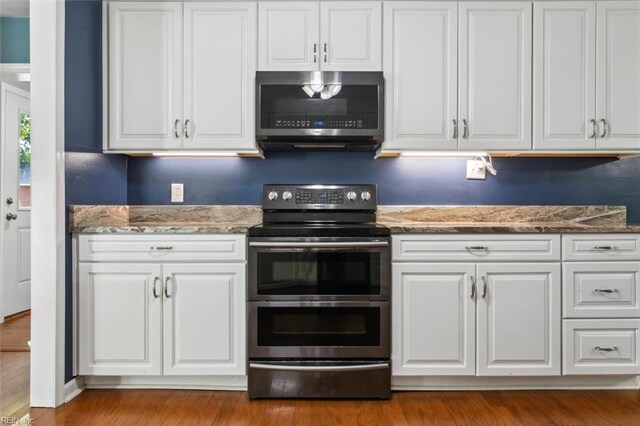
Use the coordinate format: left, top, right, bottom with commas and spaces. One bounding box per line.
383, 2, 458, 150
320, 2, 382, 71
258, 2, 320, 71
108, 2, 183, 150
533, 2, 596, 150
458, 2, 532, 151
596, 1, 640, 150
258, 1, 382, 71
183, 3, 257, 150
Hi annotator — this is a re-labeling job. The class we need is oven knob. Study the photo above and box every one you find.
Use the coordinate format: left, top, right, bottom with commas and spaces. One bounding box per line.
346, 191, 357, 201
268, 191, 279, 201
282, 191, 292, 201
361, 191, 372, 202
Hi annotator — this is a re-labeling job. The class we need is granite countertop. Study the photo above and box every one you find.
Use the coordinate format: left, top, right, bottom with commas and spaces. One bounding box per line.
69, 205, 640, 234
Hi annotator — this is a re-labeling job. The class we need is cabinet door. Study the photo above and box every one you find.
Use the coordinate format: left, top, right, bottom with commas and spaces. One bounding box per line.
162, 263, 246, 375
382, 2, 458, 151
320, 1, 381, 71
596, 1, 640, 150
459, 2, 532, 151
477, 263, 561, 376
392, 263, 476, 376
533, 2, 596, 150
78, 263, 163, 375
108, 2, 182, 150
183, 3, 257, 151
258, 2, 320, 71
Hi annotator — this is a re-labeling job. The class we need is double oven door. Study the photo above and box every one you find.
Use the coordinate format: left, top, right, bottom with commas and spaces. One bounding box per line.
248, 237, 390, 360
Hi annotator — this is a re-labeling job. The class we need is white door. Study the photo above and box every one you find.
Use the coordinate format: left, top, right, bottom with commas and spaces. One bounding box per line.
382, 2, 458, 151
596, 1, 640, 150
476, 263, 561, 376
183, 2, 257, 151
1, 83, 30, 320
163, 263, 246, 375
258, 2, 320, 71
78, 263, 163, 375
392, 263, 476, 376
108, 2, 183, 150
533, 2, 596, 150
320, 1, 381, 71
459, 2, 532, 151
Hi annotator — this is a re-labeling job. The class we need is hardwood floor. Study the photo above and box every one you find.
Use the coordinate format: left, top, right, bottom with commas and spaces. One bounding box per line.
20, 389, 640, 425
0, 311, 30, 352
0, 312, 30, 421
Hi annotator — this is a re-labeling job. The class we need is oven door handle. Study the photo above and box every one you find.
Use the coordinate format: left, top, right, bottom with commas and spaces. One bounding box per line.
249, 241, 388, 248
249, 362, 389, 372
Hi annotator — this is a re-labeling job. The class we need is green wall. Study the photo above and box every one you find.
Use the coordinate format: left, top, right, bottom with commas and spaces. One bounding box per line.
0, 17, 30, 63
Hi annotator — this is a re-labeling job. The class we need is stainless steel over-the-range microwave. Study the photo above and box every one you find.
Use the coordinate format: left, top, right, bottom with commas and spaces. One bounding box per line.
255, 71, 384, 151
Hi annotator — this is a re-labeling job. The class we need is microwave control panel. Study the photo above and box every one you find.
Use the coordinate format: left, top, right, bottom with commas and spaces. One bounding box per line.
274, 119, 364, 129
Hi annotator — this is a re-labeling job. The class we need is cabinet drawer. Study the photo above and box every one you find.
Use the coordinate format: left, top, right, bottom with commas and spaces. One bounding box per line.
564, 263, 640, 318
392, 235, 560, 262
563, 319, 640, 375
562, 234, 640, 261
79, 234, 247, 262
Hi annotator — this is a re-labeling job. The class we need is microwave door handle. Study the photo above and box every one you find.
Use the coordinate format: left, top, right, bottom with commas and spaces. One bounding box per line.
249, 241, 388, 248
249, 363, 388, 372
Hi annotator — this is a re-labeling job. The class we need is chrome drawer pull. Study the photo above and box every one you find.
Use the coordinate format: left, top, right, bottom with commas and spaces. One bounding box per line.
152, 276, 160, 299
151, 246, 174, 251
164, 276, 172, 298
470, 276, 476, 299
594, 245, 616, 250
249, 362, 388, 372
481, 276, 488, 298
466, 245, 488, 251
595, 346, 618, 352
595, 289, 619, 294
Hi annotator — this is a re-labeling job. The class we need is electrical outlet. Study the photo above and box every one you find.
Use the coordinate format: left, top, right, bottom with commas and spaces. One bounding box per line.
171, 183, 184, 203
466, 160, 486, 180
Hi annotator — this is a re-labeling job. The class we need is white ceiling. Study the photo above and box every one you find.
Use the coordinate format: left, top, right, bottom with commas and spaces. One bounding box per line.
0, 0, 29, 17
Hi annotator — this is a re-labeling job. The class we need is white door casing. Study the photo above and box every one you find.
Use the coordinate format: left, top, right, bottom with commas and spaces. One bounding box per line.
183, 2, 257, 151
1, 83, 31, 319
320, 1, 382, 71
596, 1, 640, 149
476, 263, 561, 376
459, 2, 532, 151
383, 1, 458, 151
533, 2, 596, 150
258, 2, 320, 71
393, 263, 476, 376
108, 2, 183, 150
162, 263, 246, 375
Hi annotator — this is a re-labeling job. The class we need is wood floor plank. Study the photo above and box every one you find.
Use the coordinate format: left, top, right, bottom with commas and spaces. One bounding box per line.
0, 312, 30, 352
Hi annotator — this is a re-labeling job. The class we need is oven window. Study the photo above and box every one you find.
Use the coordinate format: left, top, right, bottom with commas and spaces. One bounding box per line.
257, 306, 381, 347
260, 85, 379, 129
256, 251, 381, 296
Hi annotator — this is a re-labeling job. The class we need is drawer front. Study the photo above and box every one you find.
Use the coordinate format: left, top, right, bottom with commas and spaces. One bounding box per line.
392, 235, 560, 262
564, 263, 640, 318
79, 234, 247, 262
562, 234, 640, 261
563, 319, 640, 375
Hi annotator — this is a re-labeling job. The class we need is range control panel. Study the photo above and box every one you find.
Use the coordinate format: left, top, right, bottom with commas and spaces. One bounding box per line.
262, 184, 377, 210
274, 119, 365, 129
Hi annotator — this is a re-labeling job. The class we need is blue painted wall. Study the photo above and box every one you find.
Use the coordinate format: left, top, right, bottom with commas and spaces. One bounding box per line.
0, 17, 29, 63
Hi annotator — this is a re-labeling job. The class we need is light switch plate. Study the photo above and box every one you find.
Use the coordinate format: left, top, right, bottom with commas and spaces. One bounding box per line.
466, 160, 486, 180
171, 183, 184, 203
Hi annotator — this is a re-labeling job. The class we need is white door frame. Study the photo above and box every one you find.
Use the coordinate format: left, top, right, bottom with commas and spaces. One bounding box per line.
29, 0, 67, 407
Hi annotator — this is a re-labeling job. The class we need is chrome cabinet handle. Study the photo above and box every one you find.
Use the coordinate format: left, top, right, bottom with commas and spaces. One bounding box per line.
452, 119, 458, 139
462, 119, 468, 139
152, 276, 160, 298
174, 119, 181, 139
594, 245, 616, 251
164, 276, 172, 298
595, 288, 619, 294
470, 276, 476, 299
151, 246, 174, 251
599, 119, 608, 138
323, 43, 328, 63
313, 43, 317, 63
184, 119, 190, 139
466, 245, 488, 251
595, 346, 618, 352
481, 276, 488, 298
6, 213, 17, 221
589, 119, 597, 139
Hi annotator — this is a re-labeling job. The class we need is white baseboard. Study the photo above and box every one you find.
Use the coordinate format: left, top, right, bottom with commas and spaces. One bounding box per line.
392, 375, 640, 391
64, 377, 85, 403
84, 375, 247, 391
